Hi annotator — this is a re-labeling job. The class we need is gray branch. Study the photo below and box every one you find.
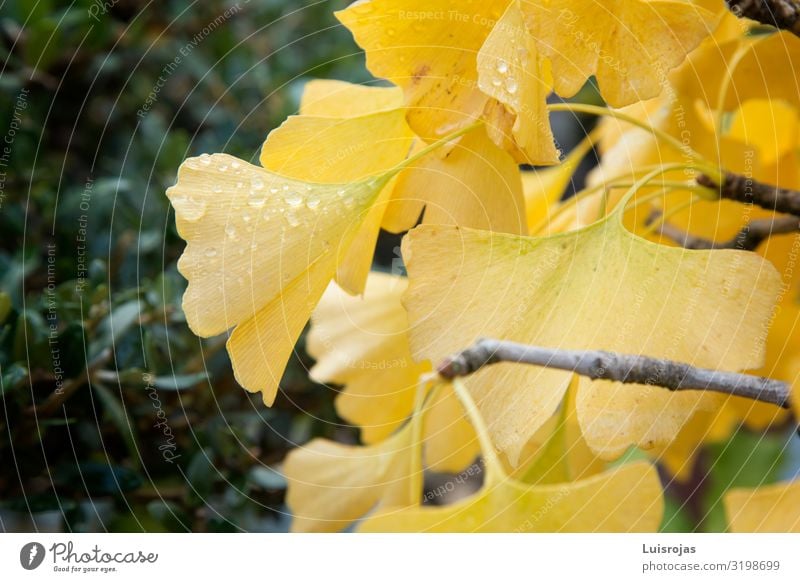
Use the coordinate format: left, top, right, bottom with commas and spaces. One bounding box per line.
725, 0, 800, 36
646, 210, 799, 251
698, 172, 800, 217
437, 338, 791, 409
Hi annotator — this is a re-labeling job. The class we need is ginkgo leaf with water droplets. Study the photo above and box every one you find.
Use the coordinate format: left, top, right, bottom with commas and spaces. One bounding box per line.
336, 0, 559, 165
521, 0, 714, 107
282, 79, 529, 238
167, 140, 409, 404
336, 0, 509, 141
477, 0, 558, 164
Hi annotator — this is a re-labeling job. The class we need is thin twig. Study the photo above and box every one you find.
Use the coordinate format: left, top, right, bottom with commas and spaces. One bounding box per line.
725, 0, 800, 36
437, 338, 791, 409
697, 172, 800, 217
646, 210, 799, 251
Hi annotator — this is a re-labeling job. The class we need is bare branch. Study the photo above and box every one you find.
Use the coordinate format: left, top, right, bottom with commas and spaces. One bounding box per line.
646, 210, 799, 251
725, 0, 800, 36
437, 338, 791, 409
697, 172, 800, 217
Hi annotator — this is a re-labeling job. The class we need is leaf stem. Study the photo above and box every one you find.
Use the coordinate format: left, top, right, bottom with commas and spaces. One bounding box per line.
451, 378, 506, 483
617, 163, 710, 213
714, 43, 751, 140
547, 102, 721, 180
533, 164, 708, 233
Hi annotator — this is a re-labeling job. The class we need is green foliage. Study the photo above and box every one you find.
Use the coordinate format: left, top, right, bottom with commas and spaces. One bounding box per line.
0, 0, 357, 532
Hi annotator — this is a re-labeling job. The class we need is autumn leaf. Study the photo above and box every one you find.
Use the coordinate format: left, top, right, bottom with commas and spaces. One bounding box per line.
283, 422, 421, 532
167, 104, 414, 403
361, 461, 662, 532
299, 79, 404, 117
292, 80, 528, 237
589, 30, 800, 430
476, 0, 559, 164
308, 272, 478, 471
385, 126, 528, 235
359, 379, 663, 532
725, 481, 800, 532
521, 0, 715, 107
522, 132, 596, 232
401, 212, 780, 464
336, 0, 559, 165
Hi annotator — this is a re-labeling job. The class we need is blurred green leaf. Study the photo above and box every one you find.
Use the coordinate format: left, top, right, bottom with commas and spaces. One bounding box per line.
13, 310, 48, 362
93, 383, 142, 471
24, 17, 62, 70
90, 300, 141, 358
701, 428, 792, 532
248, 466, 287, 491
152, 372, 208, 391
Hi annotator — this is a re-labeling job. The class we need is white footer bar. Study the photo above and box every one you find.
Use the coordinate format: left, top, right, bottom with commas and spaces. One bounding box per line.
1, 533, 797, 581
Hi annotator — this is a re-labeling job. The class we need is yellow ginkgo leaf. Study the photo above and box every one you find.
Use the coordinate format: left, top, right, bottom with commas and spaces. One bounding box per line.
360, 460, 662, 532
167, 105, 414, 403
477, 0, 559, 164
728, 99, 799, 168
422, 384, 480, 473
725, 480, 800, 533
286, 80, 529, 237
336, 0, 510, 142
299, 79, 404, 117
307, 274, 425, 443
385, 126, 527, 235
402, 216, 780, 463
671, 32, 800, 115
360, 378, 660, 532
308, 273, 479, 472
259, 110, 412, 182
260, 99, 415, 295
515, 379, 606, 483
647, 407, 737, 482
588, 98, 666, 186
283, 422, 420, 533
587, 31, 800, 432
522, 0, 713, 107
336, 0, 559, 165
521, 167, 571, 233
